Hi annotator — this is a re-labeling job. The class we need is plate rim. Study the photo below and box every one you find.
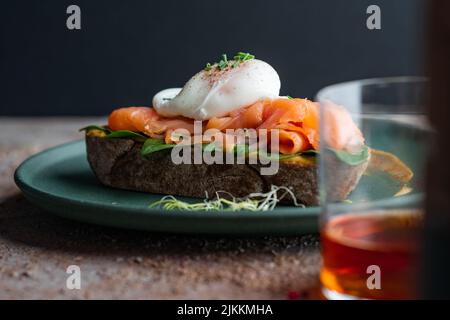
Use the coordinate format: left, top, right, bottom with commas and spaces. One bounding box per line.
14, 140, 423, 223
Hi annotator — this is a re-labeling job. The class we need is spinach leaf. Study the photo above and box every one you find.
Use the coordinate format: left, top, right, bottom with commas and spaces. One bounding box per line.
141, 138, 175, 156
80, 125, 147, 140
202, 142, 222, 153
258, 146, 367, 166
234, 144, 249, 156
300, 149, 319, 155
259, 149, 318, 161
106, 130, 147, 140
80, 124, 369, 166
330, 145, 369, 166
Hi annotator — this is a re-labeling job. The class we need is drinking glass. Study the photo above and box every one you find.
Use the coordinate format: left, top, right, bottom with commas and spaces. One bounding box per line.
316, 77, 429, 299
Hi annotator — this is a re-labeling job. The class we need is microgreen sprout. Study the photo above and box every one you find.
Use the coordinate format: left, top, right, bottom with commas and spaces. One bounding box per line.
205, 63, 212, 71
205, 52, 255, 71
149, 185, 304, 212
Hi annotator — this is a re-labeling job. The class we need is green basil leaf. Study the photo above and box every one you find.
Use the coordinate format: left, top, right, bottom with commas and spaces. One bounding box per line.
276, 153, 298, 160
79, 125, 111, 134
202, 142, 221, 153
106, 130, 147, 140
80, 125, 148, 140
234, 144, 249, 156
141, 138, 175, 156
330, 145, 369, 166
258, 149, 318, 161
143, 138, 167, 145
301, 149, 319, 155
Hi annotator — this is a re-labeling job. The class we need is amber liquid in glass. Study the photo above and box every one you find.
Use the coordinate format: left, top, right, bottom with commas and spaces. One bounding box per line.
321, 210, 422, 299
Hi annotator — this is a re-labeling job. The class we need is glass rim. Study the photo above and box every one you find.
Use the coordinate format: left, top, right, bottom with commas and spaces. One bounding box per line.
316, 76, 429, 216
315, 76, 428, 102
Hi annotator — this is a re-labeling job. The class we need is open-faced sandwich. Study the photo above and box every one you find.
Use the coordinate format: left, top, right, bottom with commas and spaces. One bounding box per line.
82, 53, 370, 207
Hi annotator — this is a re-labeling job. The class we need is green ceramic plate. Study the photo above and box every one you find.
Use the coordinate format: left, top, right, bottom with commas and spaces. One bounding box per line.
14, 119, 425, 235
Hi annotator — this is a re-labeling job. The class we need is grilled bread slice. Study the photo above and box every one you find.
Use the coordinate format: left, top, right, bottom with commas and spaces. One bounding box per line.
85, 134, 369, 206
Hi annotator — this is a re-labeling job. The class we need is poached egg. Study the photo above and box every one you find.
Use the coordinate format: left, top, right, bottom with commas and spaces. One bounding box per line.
152, 59, 281, 120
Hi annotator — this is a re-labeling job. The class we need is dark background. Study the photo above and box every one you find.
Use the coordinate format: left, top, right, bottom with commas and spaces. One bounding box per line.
0, 0, 425, 116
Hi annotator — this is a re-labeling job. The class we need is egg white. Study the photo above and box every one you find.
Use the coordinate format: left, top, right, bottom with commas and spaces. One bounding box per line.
152, 59, 281, 120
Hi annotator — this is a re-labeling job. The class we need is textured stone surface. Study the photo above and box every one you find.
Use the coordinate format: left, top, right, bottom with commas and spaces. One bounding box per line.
0, 117, 321, 299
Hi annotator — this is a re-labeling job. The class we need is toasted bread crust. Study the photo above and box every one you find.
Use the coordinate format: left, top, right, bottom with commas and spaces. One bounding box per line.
86, 136, 368, 206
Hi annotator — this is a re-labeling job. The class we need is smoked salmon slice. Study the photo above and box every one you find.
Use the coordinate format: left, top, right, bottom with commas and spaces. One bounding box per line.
106, 98, 364, 154
108, 106, 195, 140
206, 101, 265, 131
108, 107, 157, 133
205, 98, 313, 153
320, 101, 364, 151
